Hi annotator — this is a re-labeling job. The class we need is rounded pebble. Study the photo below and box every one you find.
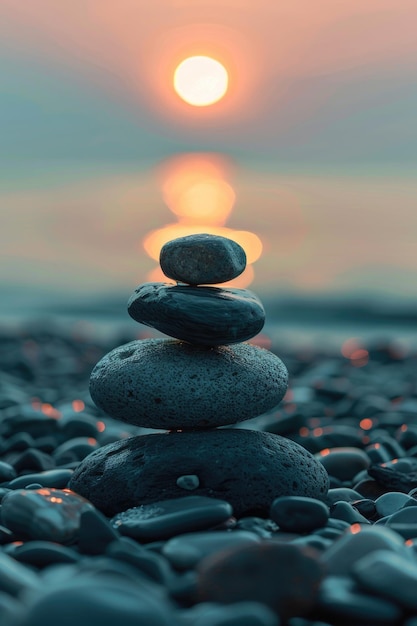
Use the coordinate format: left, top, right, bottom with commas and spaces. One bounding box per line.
69, 429, 329, 517
127, 283, 265, 346
159, 233, 246, 285
270, 496, 329, 533
89, 339, 288, 429
315, 447, 370, 482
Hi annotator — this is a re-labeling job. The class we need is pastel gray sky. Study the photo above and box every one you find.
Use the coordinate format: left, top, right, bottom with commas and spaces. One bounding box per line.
1, 1, 417, 306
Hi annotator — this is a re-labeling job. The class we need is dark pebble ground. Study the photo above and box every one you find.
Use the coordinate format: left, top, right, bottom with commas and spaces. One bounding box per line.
2, 321, 417, 626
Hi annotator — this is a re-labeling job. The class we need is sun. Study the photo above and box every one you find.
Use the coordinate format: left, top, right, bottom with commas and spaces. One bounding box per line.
173, 56, 229, 107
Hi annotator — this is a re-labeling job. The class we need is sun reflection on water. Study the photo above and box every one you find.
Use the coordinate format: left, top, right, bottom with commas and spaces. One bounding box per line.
143, 153, 263, 288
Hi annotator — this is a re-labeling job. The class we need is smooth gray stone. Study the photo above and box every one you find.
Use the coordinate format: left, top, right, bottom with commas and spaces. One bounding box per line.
315, 447, 370, 482
17, 575, 175, 626
110, 496, 233, 541
127, 283, 265, 346
320, 523, 412, 577
159, 234, 246, 285
329, 501, 371, 525
162, 530, 260, 570
7, 469, 73, 490
353, 549, 417, 611
69, 429, 329, 518
89, 338, 288, 429
375, 491, 415, 517
317, 576, 402, 624
270, 496, 329, 533
386, 505, 417, 538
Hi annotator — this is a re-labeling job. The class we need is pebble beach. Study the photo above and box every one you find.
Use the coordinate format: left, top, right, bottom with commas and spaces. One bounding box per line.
1, 235, 417, 626
0, 314, 417, 625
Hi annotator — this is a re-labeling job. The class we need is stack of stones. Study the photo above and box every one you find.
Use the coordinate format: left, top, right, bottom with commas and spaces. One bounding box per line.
70, 234, 329, 517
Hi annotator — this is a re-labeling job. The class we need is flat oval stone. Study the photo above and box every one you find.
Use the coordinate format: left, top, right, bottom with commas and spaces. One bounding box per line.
12, 540, 80, 566
315, 447, 370, 482
159, 234, 246, 285
270, 496, 329, 533
162, 530, 260, 570
320, 524, 411, 577
7, 469, 74, 490
127, 283, 265, 346
375, 491, 415, 517
89, 339, 288, 429
110, 495, 233, 541
69, 429, 329, 517
0, 488, 94, 544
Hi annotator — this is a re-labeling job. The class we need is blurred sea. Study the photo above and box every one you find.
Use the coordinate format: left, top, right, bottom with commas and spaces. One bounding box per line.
2, 286, 417, 350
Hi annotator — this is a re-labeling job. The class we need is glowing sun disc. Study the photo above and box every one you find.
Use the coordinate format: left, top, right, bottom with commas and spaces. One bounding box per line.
174, 56, 228, 106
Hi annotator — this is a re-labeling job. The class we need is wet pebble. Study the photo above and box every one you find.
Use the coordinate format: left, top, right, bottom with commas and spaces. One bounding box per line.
270, 496, 329, 533
0, 488, 94, 543
110, 496, 233, 541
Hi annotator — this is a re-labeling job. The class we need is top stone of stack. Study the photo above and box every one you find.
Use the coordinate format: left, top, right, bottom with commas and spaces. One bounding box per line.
160, 233, 247, 285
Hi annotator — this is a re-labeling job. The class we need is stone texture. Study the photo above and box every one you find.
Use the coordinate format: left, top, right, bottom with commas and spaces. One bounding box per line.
127, 283, 265, 346
159, 233, 246, 285
69, 429, 329, 517
89, 338, 288, 430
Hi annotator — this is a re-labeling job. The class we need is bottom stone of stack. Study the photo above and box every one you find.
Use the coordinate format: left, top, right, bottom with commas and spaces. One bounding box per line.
69, 429, 329, 517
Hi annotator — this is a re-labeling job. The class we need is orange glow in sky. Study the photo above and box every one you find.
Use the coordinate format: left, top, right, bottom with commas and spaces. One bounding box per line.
174, 56, 229, 107
143, 153, 263, 287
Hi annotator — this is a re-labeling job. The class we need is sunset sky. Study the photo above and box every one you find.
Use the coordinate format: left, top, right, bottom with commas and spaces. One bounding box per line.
1, 1, 417, 305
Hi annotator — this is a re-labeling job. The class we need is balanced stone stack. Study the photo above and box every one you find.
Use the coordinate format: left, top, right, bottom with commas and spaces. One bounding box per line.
70, 234, 329, 517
